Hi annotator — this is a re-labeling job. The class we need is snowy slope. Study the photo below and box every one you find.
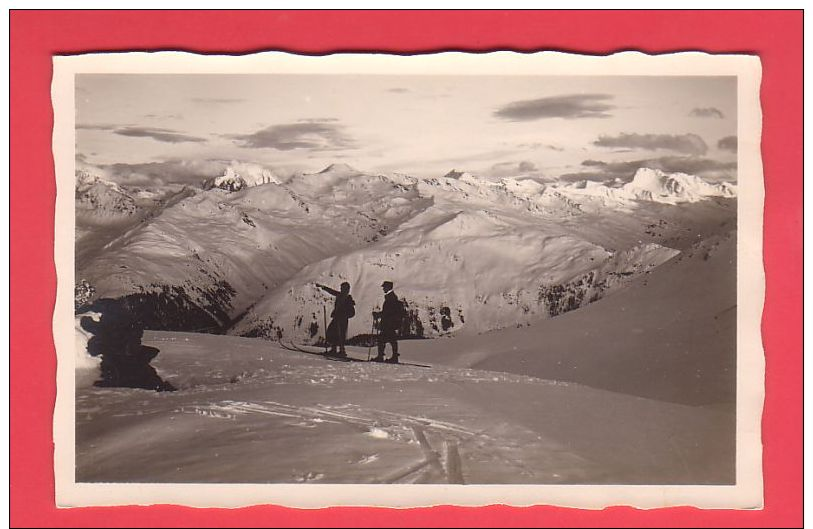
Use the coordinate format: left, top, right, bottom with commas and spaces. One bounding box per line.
77, 164, 430, 331
403, 227, 737, 407
75, 170, 197, 268
73, 163, 737, 486
77, 163, 736, 342
75, 169, 139, 220
231, 205, 680, 341
232, 168, 734, 342
75, 330, 734, 485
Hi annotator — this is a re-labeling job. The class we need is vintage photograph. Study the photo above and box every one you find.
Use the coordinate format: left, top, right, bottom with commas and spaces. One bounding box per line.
53, 52, 764, 508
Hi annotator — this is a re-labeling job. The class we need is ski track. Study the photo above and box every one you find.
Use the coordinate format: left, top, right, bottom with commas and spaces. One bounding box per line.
76, 339, 602, 484
76, 336, 728, 485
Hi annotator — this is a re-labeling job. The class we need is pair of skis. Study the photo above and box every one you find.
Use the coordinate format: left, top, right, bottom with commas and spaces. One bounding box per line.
279, 341, 430, 369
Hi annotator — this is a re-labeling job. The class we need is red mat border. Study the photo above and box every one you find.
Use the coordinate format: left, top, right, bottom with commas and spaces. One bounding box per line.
9, 10, 803, 528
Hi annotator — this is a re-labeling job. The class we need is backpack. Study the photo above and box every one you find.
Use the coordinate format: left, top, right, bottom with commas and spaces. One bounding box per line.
345, 296, 356, 319
396, 297, 408, 324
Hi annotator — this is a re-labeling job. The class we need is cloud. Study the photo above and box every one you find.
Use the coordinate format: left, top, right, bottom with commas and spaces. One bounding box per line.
191, 97, 245, 104
593, 133, 708, 155
717, 135, 738, 153
297, 118, 340, 123
516, 142, 565, 152
143, 113, 182, 120
114, 126, 208, 144
387, 88, 411, 94
229, 122, 356, 151
560, 155, 737, 183
494, 94, 615, 121
485, 160, 544, 179
690, 107, 725, 119
96, 158, 237, 186
518, 160, 537, 172
76, 123, 117, 131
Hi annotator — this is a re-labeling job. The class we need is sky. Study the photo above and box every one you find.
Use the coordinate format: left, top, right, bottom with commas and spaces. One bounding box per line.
76, 74, 738, 186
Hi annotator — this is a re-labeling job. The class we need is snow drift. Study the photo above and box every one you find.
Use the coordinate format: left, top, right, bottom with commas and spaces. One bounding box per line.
74, 312, 102, 389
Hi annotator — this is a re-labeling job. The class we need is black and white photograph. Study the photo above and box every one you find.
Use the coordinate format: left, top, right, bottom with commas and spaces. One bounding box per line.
53, 51, 764, 508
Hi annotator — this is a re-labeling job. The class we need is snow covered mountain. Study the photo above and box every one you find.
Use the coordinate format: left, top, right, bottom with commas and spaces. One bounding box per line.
203, 163, 282, 192
76, 163, 736, 342
75, 169, 197, 269
76, 163, 430, 331
75, 169, 138, 219
561, 168, 736, 208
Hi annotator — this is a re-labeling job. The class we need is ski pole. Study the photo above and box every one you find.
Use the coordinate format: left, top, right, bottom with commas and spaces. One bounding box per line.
367, 316, 375, 361
323, 305, 328, 354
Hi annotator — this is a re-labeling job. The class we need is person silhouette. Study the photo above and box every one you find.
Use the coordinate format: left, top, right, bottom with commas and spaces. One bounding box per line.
372, 281, 401, 363
316, 282, 355, 357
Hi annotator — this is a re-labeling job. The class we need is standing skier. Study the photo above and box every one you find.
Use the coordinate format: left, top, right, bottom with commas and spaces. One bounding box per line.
372, 280, 403, 364
316, 282, 355, 357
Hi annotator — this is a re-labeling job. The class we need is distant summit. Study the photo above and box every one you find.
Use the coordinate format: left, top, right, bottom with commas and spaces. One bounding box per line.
75, 169, 138, 217
317, 163, 360, 175
442, 169, 467, 180
623, 168, 735, 203
204, 163, 280, 192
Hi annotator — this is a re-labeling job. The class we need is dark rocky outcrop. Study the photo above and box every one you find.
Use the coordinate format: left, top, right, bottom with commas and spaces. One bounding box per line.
79, 298, 175, 392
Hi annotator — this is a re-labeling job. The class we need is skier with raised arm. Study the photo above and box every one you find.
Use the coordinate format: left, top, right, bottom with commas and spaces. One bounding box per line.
316, 281, 355, 358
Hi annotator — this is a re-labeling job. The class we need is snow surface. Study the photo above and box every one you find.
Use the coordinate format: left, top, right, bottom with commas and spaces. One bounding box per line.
73, 163, 736, 486
76, 330, 733, 485
75, 312, 102, 389
405, 228, 737, 407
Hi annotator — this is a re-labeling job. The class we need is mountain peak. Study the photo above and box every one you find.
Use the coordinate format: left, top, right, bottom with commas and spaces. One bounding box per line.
317, 163, 359, 175
443, 169, 466, 180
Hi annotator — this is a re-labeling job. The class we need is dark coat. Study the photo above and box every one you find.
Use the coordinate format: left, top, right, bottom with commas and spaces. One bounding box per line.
332, 293, 355, 320
320, 285, 355, 320
380, 290, 402, 331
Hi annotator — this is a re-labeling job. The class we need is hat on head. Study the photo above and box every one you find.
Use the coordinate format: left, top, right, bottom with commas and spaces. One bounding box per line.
381, 281, 394, 290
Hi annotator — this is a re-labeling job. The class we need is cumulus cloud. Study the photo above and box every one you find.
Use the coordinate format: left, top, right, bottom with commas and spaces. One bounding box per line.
102, 159, 223, 185
560, 155, 737, 183
717, 135, 738, 153
229, 122, 356, 151
593, 133, 708, 155
690, 107, 725, 119
114, 126, 208, 144
95, 158, 299, 187
494, 94, 615, 121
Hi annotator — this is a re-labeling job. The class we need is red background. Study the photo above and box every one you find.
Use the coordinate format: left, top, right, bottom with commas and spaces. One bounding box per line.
10, 10, 802, 528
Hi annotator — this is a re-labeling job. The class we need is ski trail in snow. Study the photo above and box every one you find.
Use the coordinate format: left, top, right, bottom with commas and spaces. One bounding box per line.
187, 400, 485, 441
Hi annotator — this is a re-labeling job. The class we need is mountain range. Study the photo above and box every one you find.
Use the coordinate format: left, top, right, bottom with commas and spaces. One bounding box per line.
75, 163, 736, 344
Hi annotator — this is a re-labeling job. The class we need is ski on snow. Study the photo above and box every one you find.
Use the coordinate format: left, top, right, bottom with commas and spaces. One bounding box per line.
279, 341, 431, 368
